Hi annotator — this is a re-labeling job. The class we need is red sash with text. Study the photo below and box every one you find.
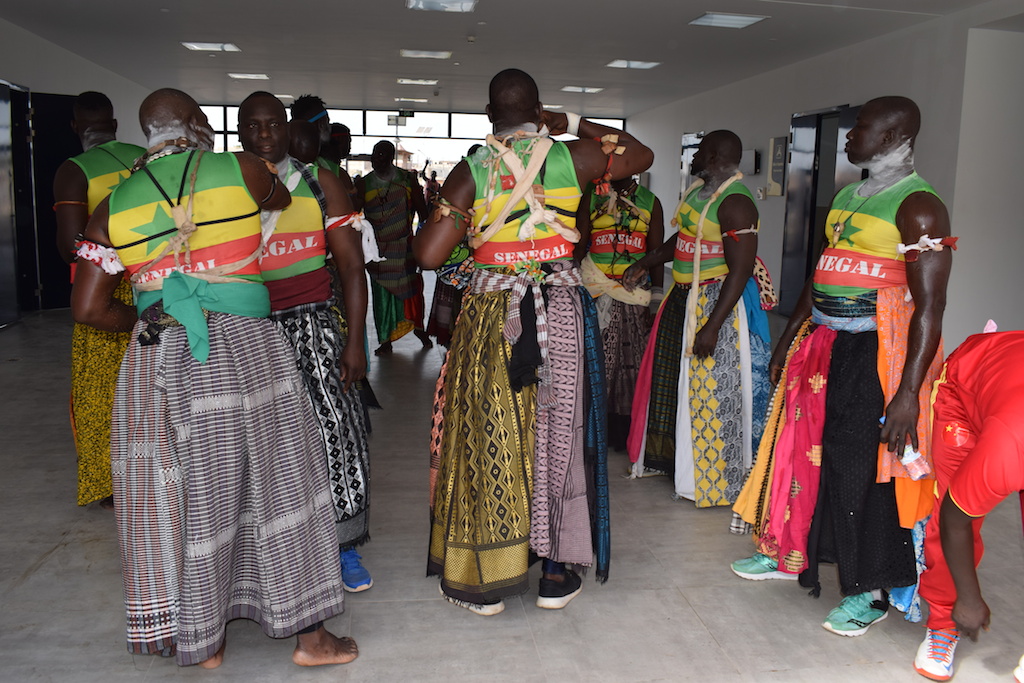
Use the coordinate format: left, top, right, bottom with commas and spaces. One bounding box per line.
813, 247, 907, 289
474, 233, 574, 267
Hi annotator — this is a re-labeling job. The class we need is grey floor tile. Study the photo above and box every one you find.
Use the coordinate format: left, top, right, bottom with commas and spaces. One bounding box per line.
2, 295, 1022, 683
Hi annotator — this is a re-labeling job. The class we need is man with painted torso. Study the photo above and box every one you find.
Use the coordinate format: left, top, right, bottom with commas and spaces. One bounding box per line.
732, 96, 954, 640
239, 91, 374, 595
583, 176, 664, 450
53, 91, 144, 508
71, 88, 358, 669
415, 68, 653, 616
623, 131, 773, 515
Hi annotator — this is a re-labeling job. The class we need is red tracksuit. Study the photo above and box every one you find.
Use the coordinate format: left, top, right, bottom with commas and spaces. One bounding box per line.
919, 331, 1024, 629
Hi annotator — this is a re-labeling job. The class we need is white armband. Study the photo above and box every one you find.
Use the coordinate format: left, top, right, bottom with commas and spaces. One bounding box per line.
565, 112, 581, 137
76, 240, 125, 275
326, 213, 385, 264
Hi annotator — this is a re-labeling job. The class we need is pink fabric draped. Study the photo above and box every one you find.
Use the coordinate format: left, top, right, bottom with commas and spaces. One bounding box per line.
757, 325, 837, 574
627, 300, 665, 464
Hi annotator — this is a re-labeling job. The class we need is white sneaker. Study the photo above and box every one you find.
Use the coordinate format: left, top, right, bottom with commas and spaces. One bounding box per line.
1013, 652, 1024, 683
913, 628, 959, 681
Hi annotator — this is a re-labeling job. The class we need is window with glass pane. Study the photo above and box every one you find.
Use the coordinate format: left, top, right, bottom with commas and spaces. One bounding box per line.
200, 106, 225, 132
450, 113, 491, 140
589, 118, 625, 129
365, 110, 449, 138
327, 110, 364, 136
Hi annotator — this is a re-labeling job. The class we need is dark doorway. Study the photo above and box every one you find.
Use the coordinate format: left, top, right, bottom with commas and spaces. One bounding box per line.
0, 83, 18, 326
29, 92, 81, 310
0, 83, 41, 325
776, 105, 865, 316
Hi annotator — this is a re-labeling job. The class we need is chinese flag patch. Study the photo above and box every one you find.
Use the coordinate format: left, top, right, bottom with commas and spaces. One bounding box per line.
942, 421, 973, 448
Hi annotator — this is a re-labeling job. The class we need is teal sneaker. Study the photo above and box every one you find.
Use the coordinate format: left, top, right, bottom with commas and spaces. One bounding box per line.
340, 548, 373, 592
731, 553, 799, 581
822, 592, 889, 636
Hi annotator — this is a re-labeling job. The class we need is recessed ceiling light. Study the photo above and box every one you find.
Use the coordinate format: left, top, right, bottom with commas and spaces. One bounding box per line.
397, 78, 439, 86
689, 12, 767, 29
406, 0, 476, 11
274, 94, 294, 100
400, 49, 453, 60
228, 73, 270, 80
395, 97, 429, 103
606, 59, 660, 70
182, 42, 240, 52
544, 104, 563, 109
561, 85, 604, 94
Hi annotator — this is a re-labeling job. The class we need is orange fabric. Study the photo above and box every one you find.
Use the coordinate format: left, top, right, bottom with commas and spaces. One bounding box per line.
875, 285, 944, 527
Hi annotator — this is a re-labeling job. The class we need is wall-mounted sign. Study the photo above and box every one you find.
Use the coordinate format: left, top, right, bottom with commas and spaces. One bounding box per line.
767, 136, 788, 196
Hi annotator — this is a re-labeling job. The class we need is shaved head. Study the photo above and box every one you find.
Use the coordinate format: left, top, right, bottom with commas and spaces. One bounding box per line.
138, 88, 213, 150
862, 96, 921, 143
487, 68, 541, 129
703, 130, 743, 166
71, 91, 117, 146
139, 88, 195, 136
73, 91, 113, 124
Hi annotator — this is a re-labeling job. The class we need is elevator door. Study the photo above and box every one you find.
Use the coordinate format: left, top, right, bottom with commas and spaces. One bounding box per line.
776, 105, 864, 316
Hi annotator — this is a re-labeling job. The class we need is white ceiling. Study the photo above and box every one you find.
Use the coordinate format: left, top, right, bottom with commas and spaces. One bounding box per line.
1, 0, 1011, 118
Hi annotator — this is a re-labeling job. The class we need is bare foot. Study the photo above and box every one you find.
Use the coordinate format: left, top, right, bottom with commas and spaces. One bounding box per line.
374, 341, 393, 356
198, 641, 225, 669
98, 495, 115, 510
293, 627, 358, 666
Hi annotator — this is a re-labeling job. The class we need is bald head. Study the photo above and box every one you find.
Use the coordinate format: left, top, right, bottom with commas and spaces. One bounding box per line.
703, 130, 743, 166
692, 130, 743, 181
71, 91, 117, 148
862, 96, 921, 144
139, 88, 213, 149
73, 91, 113, 124
486, 68, 541, 129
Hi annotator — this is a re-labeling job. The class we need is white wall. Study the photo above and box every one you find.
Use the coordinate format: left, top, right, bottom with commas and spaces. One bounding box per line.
945, 28, 1024, 346
628, 0, 1024, 344
0, 17, 148, 145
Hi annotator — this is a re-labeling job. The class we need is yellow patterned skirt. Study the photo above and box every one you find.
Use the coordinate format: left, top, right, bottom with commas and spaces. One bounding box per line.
427, 291, 537, 603
71, 278, 133, 505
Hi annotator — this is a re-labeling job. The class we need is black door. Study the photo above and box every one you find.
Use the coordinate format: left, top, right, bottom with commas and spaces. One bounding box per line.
0, 83, 19, 325
29, 92, 80, 310
776, 105, 865, 317
777, 113, 822, 316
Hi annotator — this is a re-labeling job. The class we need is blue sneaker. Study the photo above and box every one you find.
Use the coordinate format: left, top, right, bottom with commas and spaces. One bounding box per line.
340, 548, 372, 592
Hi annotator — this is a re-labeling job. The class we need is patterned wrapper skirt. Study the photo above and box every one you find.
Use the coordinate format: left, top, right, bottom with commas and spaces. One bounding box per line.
427, 284, 609, 604
597, 297, 652, 417
271, 301, 371, 548
631, 279, 771, 507
111, 313, 345, 665
425, 279, 463, 346
71, 277, 132, 505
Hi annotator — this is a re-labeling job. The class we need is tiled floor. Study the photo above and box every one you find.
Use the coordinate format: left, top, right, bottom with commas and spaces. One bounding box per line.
2, 285, 1021, 682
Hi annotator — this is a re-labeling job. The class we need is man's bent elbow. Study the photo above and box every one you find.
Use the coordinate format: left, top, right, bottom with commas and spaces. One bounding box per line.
413, 240, 443, 270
